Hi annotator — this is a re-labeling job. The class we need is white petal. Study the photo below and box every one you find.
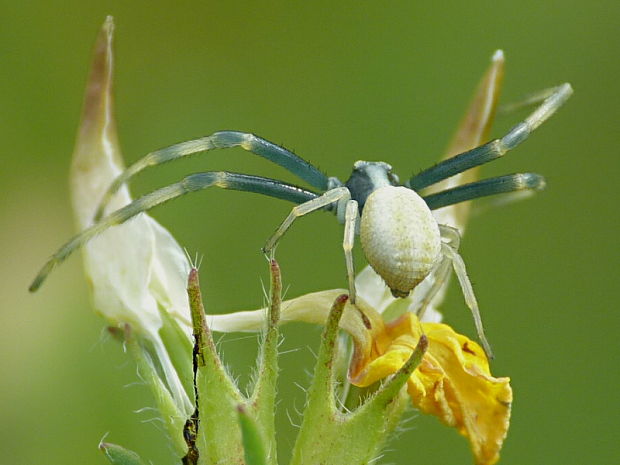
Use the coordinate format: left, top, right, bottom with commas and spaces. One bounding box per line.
354, 266, 394, 313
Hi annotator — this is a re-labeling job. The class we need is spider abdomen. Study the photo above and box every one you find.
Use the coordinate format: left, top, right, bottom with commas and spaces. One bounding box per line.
360, 186, 441, 298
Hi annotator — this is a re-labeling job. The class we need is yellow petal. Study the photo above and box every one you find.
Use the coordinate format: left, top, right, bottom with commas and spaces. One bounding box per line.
420, 323, 512, 465
350, 313, 511, 465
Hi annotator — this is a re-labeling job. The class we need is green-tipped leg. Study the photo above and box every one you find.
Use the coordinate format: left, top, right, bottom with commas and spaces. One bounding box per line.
30, 171, 318, 292
94, 130, 329, 220
423, 172, 545, 210
408, 83, 572, 191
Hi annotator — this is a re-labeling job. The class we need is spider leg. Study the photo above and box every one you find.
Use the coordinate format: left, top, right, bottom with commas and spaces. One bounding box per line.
407, 83, 572, 190
412, 255, 451, 320
438, 223, 461, 249
343, 200, 359, 303
498, 85, 565, 115
94, 130, 330, 221
29, 172, 318, 292
441, 239, 494, 359
412, 224, 460, 319
423, 172, 545, 210
262, 187, 351, 255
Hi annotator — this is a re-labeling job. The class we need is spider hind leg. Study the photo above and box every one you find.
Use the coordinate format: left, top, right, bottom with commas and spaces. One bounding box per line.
440, 224, 494, 359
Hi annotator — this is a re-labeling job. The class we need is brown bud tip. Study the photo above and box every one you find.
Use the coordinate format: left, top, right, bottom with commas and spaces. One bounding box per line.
417, 334, 429, 352
188, 267, 200, 287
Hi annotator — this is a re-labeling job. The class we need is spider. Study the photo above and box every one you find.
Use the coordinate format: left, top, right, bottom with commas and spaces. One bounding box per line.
29, 81, 572, 358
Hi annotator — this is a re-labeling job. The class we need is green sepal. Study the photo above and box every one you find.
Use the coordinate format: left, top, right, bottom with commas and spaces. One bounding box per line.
249, 260, 281, 464
186, 262, 282, 465
187, 268, 246, 464
99, 442, 149, 465
238, 405, 268, 465
290, 294, 428, 465
194, 367, 245, 463
124, 326, 188, 457
158, 305, 194, 404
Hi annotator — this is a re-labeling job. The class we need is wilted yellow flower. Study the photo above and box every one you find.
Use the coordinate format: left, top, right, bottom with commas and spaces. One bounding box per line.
209, 285, 511, 465
350, 311, 512, 465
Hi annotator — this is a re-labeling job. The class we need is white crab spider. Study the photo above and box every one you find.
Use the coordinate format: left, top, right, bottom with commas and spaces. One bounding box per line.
30, 73, 572, 358
260, 84, 572, 358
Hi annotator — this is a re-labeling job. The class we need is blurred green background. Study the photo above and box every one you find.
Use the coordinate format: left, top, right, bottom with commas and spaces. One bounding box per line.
2, 1, 618, 464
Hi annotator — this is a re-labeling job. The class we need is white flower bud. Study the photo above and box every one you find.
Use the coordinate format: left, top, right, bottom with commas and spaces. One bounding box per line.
70, 17, 193, 415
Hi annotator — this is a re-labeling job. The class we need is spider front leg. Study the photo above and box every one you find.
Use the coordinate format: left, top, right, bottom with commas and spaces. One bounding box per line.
411, 224, 460, 320
94, 130, 330, 221
439, 224, 494, 359
342, 199, 359, 304
262, 187, 360, 303
408, 83, 572, 190
30, 172, 319, 292
412, 254, 451, 320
